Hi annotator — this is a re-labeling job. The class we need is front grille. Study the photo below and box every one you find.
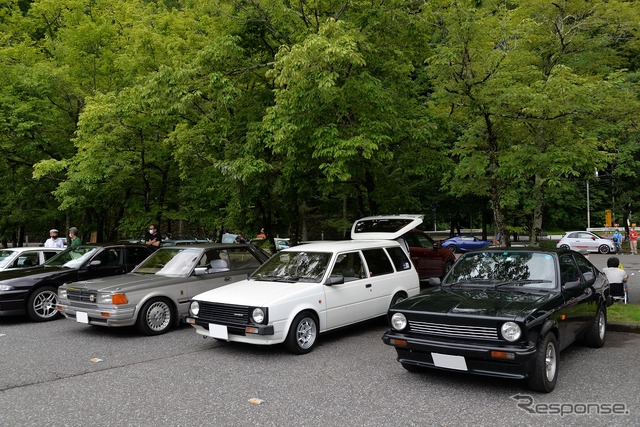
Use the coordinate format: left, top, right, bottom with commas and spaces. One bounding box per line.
409, 320, 498, 340
198, 302, 249, 325
67, 288, 98, 303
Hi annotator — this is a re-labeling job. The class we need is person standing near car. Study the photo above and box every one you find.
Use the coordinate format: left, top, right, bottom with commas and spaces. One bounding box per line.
629, 227, 638, 255
44, 229, 65, 248
145, 224, 162, 251
68, 227, 82, 249
613, 229, 623, 254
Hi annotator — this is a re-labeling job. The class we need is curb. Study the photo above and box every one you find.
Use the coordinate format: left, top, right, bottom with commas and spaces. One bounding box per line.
608, 322, 640, 333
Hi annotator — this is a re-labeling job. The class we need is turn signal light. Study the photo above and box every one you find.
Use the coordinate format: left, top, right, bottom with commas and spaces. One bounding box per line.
390, 339, 408, 347
491, 351, 515, 360
246, 327, 259, 334
111, 293, 128, 305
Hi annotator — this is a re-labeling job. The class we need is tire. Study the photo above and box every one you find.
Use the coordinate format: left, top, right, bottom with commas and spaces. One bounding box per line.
401, 362, 422, 372
559, 244, 570, 250
136, 298, 174, 336
599, 245, 611, 254
447, 245, 457, 253
389, 292, 407, 308
583, 308, 606, 348
526, 332, 559, 393
27, 286, 61, 322
285, 312, 318, 354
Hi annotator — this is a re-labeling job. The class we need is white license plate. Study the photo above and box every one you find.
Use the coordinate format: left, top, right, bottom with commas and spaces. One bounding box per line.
209, 323, 228, 340
432, 353, 468, 371
76, 311, 89, 324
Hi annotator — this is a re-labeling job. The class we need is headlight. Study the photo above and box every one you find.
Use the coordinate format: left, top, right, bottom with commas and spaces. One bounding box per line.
251, 308, 265, 324
97, 293, 128, 305
390, 313, 407, 331
0, 284, 14, 291
500, 322, 522, 342
58, 288, 67, 299
190, 301, 200, 316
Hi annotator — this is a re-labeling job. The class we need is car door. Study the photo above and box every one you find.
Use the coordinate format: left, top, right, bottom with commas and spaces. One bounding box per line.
323, 251, 373, 329
85, 247, 127, 278
558, 253, 594, 348
403, 231, 441, 279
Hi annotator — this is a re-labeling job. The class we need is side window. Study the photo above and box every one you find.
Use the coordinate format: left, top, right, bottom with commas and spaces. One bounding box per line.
331, 252, 364, 281
559, 255, 580, 286
568, 232, 579, 238
415, 234, 434, 249
98, 248, 122, 266
43, 251, 59, 261
12, 252, 40, 268
362, 248, 394, 277
386, 247, 412, 271
574, 254, 596, 278
226, 248, 262, 270
127, 247, 151, 266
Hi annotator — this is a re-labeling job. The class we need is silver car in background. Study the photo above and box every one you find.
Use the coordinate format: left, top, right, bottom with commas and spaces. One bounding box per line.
57, 244, 269, 335
556, 231, 615, 254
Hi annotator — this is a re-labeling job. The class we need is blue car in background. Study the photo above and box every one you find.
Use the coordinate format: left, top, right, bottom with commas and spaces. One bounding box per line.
441, 235, 492, 253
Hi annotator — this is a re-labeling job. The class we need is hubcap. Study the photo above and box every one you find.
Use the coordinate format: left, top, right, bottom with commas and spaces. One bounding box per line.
598, 312, 606, 339
544, 341, 557, 381
34, 291, 58, 319
296, 317, 317, 350
146, 302, 171, 331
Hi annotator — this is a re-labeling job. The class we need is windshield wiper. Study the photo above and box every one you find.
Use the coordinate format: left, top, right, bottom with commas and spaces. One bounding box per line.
494, 280, 552, 289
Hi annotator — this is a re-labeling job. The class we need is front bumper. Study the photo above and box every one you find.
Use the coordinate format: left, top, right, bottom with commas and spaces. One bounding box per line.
382, 330, 538, 379
186, 316, 281, 345
58, 301, 137, 327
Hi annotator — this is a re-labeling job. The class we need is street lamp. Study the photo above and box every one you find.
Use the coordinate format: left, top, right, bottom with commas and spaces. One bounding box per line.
587, 169, 599, 230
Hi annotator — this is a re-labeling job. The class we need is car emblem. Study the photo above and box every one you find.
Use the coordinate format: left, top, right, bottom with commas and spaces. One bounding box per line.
233, 313, 243, 317
89, 295, 96, 302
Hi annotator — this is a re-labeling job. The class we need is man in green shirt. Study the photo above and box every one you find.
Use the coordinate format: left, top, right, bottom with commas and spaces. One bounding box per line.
68, 227, 82, 249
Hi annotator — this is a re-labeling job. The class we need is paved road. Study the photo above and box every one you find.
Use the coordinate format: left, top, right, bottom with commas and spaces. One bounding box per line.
1, 313, 639, 426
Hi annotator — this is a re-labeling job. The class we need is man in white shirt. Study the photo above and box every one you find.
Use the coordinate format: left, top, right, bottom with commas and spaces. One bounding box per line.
44, 229, 65, 248
602, 256, 628, 284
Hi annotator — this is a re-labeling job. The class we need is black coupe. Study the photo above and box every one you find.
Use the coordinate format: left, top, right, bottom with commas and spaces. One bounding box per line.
382, 248, 610, 392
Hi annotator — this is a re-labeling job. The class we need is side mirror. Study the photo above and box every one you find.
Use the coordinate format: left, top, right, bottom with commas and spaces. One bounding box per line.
592, 236, 596, 240
325, 275, 345, 286
89, 260, 102, 267
433, 242, 440, 250
428, 277, 441, 286
563, 280, 582, 291
582, 271, 595, 286
193, 267, 209, 276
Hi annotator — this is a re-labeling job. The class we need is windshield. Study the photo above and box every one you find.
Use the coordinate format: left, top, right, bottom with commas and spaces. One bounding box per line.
0, 250, 17, 268
133, 248, 200, 276
443, 251, 557, 289
251, 251, 331, 283
46, 246, 100, 268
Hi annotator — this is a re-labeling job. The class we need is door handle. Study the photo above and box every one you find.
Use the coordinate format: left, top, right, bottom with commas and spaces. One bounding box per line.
224, 277, 232, 281
365, 284, 372, 288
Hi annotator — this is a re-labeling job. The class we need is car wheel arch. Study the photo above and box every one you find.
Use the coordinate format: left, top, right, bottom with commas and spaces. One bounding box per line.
284, 307, 322, 334
536, 319, 559, 343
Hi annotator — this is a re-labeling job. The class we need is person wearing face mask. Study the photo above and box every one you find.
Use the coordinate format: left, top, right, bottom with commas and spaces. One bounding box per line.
145, 224, 162, 251
44, 229, 65, 248
68, 227, 82, 249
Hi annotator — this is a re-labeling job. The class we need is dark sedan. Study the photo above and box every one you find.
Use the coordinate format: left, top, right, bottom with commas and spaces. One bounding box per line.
0, 244, 152, 322
440, 235, 492, 253
382, 248, 610, 392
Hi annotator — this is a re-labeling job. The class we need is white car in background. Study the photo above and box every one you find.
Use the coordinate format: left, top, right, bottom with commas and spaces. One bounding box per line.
556, 231, 615, 254
0, 247, 63, 271
186, 215, 422, 354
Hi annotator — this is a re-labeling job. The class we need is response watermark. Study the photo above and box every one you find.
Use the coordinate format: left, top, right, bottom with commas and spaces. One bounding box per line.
511, 394, 630, 416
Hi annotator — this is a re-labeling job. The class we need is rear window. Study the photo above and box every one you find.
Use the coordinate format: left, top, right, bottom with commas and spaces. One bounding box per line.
362, 248, 394, 276
386, 247, 412, 271
353, 218, 415, 234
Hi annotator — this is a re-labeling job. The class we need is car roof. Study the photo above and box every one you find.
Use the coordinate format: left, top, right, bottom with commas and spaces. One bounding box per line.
351, 215, 424, 240
466, 246, 577, 256
157, 243, 257, 250
282, 239, 402, 252
1, 247, 63, 252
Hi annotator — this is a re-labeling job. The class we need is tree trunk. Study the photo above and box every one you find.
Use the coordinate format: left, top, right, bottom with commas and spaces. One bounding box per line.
529, 174, 544, 247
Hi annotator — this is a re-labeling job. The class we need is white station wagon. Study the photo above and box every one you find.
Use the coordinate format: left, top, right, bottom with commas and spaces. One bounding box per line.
186, 215, 422, 353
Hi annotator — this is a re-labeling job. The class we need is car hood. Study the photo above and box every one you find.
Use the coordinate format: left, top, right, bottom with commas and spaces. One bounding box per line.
394, 287, 559, 320
0, 265, 71, 283
66, 273, 182, 292
193, 279, 318, 306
